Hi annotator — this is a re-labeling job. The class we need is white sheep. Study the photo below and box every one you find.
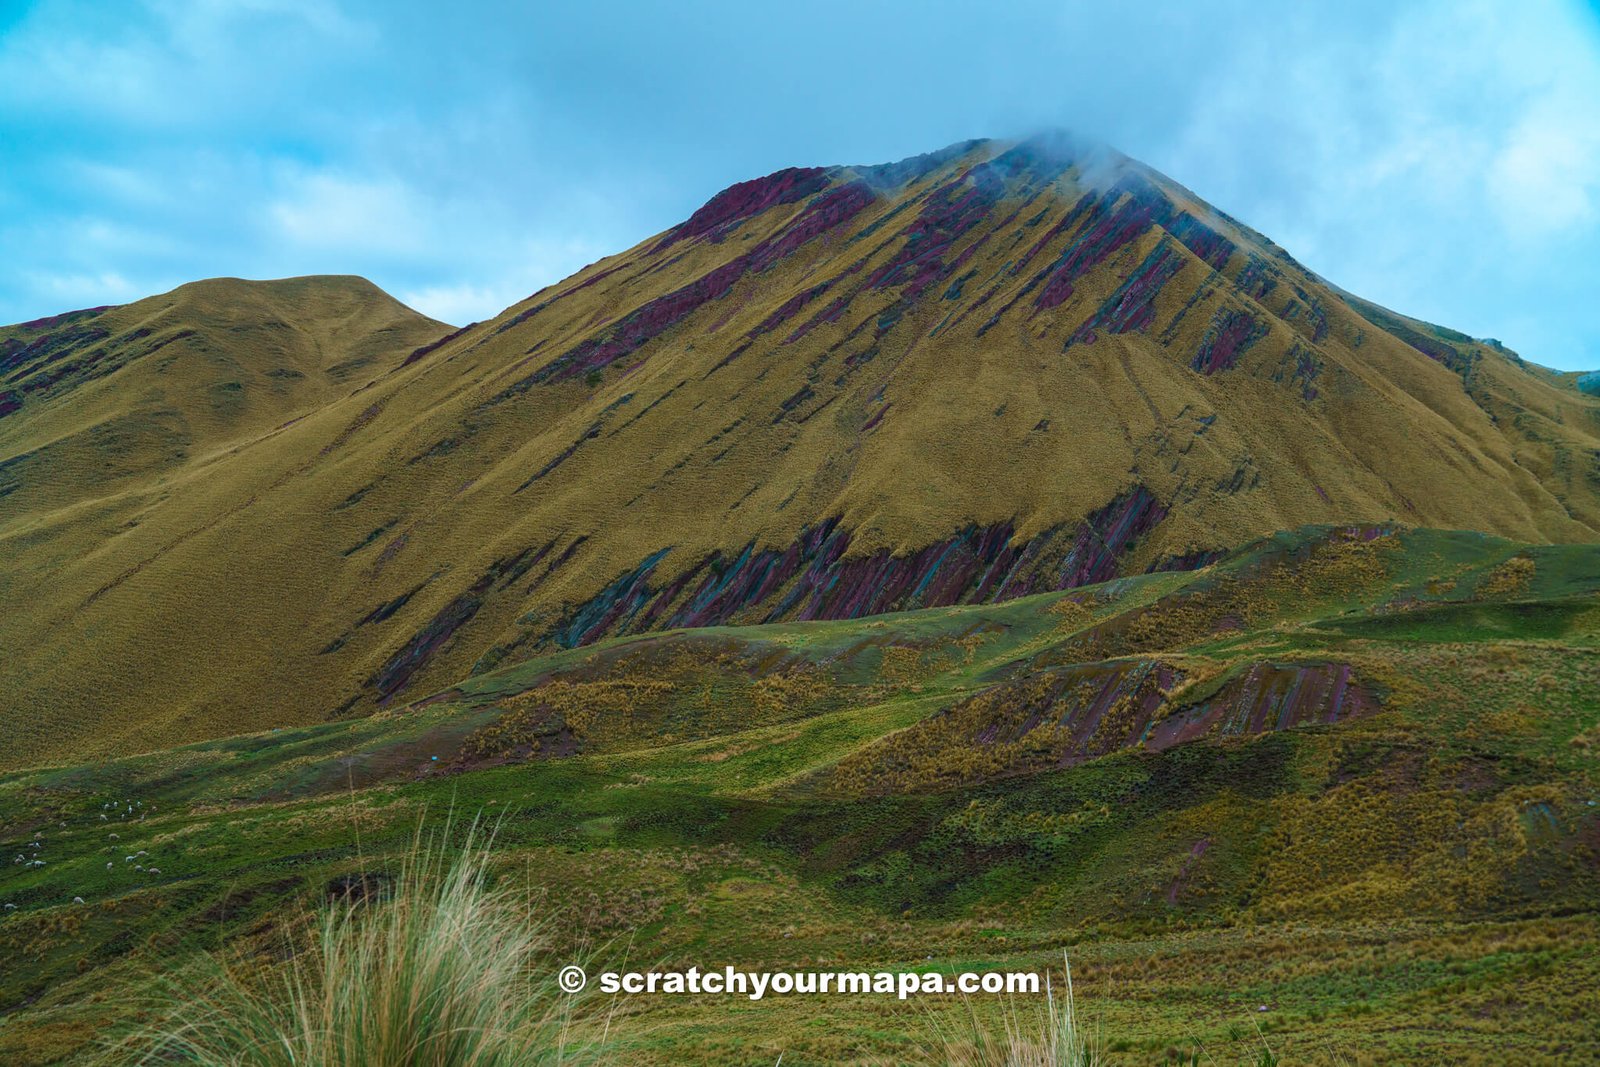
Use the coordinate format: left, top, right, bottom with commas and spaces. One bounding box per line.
147, 868, 161, 875
72, 896, 85, 905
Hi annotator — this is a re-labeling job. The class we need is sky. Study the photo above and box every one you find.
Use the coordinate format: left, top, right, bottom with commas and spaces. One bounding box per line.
2, 1, 1598, 371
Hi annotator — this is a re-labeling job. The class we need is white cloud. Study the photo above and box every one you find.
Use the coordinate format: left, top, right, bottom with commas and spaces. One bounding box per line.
398, 283, 516, 325
267, 170, 429, 256
1127, 0, 1600, 367
1489, 99, 1600, 236
0, 0, 372, 128
24, 270, 145, 306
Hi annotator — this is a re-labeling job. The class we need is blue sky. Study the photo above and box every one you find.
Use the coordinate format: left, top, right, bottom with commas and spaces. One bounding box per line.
2, 1, 1597, 371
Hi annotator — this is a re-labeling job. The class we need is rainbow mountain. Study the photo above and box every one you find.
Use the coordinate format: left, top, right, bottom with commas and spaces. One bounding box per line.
2, 134, 1598, 765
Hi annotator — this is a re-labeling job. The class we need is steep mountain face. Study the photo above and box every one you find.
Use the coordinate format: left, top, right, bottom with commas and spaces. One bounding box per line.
3, 135, 1599, 766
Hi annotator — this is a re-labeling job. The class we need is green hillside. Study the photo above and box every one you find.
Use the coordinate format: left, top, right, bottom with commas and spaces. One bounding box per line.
3, 526, 1597, 1064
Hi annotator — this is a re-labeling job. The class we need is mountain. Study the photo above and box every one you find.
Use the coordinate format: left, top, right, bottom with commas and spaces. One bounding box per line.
3, 135, 1599, 767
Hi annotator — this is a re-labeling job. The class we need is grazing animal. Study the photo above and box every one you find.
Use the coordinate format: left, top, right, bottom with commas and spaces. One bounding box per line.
72, 897, 85, 905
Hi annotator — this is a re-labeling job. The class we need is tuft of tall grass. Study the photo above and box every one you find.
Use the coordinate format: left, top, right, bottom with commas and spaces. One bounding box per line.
935, 954, 1100, 1067
123, 818, 595, 1067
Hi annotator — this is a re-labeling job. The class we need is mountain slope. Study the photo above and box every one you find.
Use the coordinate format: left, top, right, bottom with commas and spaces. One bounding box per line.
0, 275, 449, 513
3, 136, 1599, 766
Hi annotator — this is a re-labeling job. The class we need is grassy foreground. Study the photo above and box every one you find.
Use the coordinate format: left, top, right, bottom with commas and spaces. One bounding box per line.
1, 526, 1598, 1063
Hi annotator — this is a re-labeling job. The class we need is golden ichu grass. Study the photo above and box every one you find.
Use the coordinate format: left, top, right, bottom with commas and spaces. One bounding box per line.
931, 955, 1102, 1067
118, 818, 597, 1067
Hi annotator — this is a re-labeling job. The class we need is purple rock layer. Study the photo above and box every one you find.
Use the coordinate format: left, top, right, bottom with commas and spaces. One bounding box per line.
550, 487, 1169, 649
1068, 242, 1187, 345
524, 180, 878, 387
1191, 307, 1269, 375
653, 167, 832, 252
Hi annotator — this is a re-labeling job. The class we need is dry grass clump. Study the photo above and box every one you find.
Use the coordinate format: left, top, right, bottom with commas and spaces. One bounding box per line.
750, 664, 833, 714
121, 821, 595, 1067
462, 645, 857, 763
933, 956, 1101, 1067
1291, 533, 1397, 596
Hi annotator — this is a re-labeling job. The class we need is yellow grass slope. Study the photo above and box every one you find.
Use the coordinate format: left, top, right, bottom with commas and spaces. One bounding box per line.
1, 136, 1597, 767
